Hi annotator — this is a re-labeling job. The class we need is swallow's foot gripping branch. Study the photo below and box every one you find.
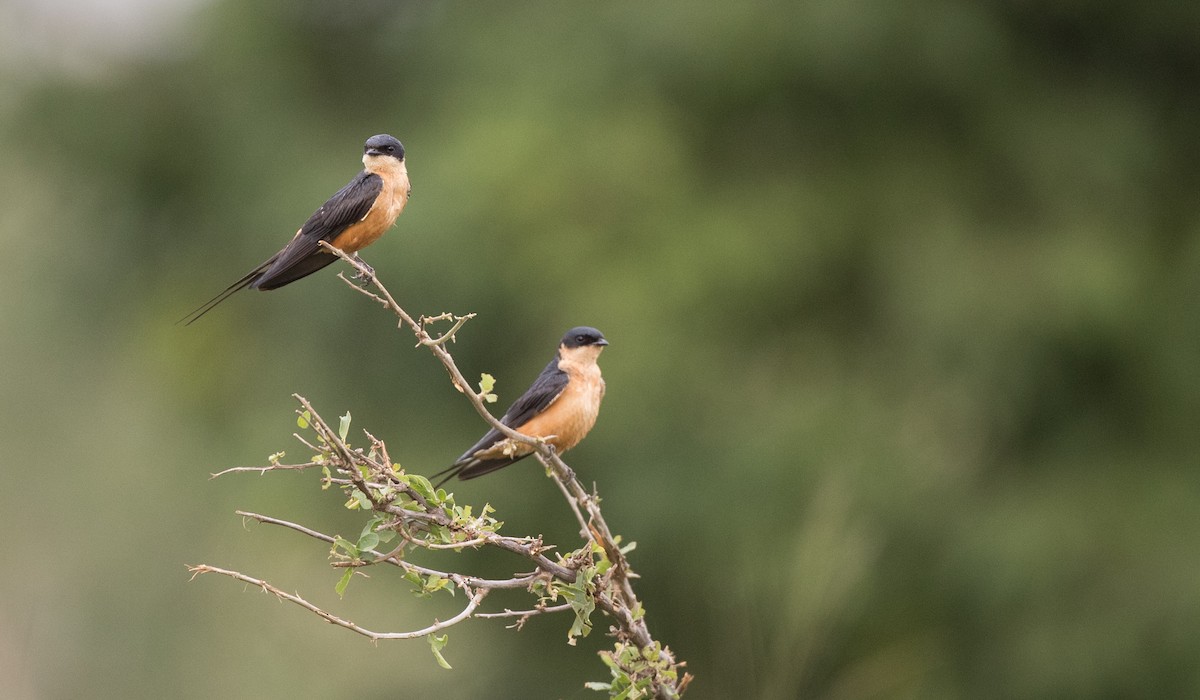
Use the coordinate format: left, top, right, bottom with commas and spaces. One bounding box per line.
349, 253, 375, 285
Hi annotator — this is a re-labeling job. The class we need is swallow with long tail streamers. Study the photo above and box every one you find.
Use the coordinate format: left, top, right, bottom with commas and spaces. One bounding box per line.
180, 134, 410, 324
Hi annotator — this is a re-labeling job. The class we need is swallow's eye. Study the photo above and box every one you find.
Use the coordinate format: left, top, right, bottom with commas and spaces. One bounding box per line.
577, 335, 588, 343
384, 145, 394, 152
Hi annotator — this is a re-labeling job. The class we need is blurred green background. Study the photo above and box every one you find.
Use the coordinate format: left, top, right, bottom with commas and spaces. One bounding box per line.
2, 1, 1199, 698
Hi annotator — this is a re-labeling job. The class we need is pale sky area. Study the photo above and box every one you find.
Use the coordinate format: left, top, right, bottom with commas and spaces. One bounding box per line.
0, 0, 207, 79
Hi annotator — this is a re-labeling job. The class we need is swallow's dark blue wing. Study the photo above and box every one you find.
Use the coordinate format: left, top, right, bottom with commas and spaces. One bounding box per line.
460, 357, 569, 459
432, 356, 568, 485
252, 171, 383, 290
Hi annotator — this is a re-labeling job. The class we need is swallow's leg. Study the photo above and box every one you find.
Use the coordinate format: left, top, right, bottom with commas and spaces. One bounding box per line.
540, 442, 576, 482
350, 254, 375, 286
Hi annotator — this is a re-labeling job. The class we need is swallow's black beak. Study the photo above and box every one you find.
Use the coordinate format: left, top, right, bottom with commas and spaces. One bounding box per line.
595, 338, 609, 346
366, 148, 385, 157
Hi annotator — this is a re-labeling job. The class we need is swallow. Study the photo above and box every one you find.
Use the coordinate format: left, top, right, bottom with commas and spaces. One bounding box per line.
180, 134, 411, 325
434, 327, 609, 487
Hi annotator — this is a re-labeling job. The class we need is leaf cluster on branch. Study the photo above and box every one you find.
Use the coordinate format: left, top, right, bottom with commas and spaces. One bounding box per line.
190, 244, 691, 699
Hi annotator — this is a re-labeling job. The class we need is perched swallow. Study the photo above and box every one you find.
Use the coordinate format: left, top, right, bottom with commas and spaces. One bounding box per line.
180, 134, 411, 325
434, 327, 609, 487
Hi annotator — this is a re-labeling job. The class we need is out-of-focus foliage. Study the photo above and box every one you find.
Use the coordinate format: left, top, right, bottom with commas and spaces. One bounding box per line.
1, 1, 1199, 698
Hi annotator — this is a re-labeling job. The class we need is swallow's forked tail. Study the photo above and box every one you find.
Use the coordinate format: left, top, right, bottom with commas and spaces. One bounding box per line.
176, 262, 269, 326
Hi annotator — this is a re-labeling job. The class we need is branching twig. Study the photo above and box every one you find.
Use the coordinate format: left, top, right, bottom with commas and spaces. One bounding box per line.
189, 564, 487, 641
420, 312, 475, 346
235, 510, 548, 590
476, 602, 575, 631
211, 461, 322, 479
196, 247, 689, 698
323, 243, 548, 454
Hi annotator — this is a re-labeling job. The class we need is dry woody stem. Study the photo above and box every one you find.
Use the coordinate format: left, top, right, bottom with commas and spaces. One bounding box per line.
190, 244, 690, 699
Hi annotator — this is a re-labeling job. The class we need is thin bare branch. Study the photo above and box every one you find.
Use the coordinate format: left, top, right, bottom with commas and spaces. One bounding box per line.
475, 603, 573, 620
420, 312, 476, 346
541, 454, 591, 538
321, 242, 546, 452
237, 510, 548, 590
399, 531, 491, 550
237, 510, 333, 542
211, 462, 322, 479
189, 565, 486, 641
292, 432, 324, 454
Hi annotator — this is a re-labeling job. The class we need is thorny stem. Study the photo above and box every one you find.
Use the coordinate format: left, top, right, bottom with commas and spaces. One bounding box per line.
189, 565, 487, 641
196, 245, 689, 698
234, 510, 545, 590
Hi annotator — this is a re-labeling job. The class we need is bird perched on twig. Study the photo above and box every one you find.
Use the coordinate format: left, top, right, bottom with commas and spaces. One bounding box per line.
180, 133, 411, 325
434, 327, 609, 487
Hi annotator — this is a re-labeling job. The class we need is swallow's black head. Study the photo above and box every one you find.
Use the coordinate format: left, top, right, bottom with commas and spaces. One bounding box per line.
364, 134, 404, 159
561, 326, 608, 349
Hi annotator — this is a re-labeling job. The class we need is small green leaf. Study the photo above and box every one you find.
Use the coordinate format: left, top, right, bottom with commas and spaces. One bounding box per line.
349, 488, 371, 510
429, 524, 453, 544
599, 650, 620, 671
338, 412, 351, 441
418, 574, 453, 596
478, 373, 498, 403
407, 474, 436, 501
584, 682, 612, 692
568, 609, 594, 643
428, 634, 452, 670
335, 568, 354, 597
563, 565, 597, 643
357, 532, 380, 551
333, 536, 359, 558
297, 410, 311, 429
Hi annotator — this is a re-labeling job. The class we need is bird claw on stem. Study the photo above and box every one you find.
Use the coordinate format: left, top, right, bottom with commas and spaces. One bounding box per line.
350, 255, 376, 286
